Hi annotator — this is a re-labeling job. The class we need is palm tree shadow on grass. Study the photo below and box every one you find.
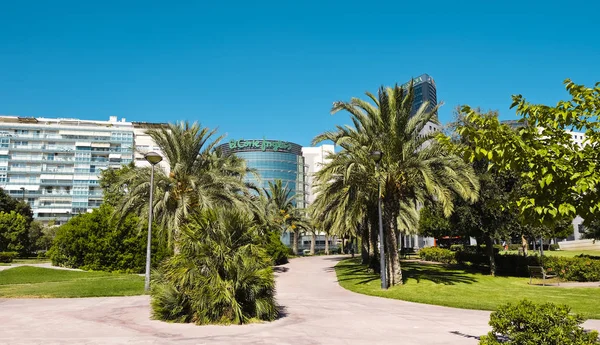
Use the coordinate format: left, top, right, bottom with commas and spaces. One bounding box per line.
401, 263, 478, 285
337, 260, 478, 286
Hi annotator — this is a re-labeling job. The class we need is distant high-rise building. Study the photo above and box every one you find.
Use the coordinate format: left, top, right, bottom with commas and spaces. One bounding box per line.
401, 74, 437, 116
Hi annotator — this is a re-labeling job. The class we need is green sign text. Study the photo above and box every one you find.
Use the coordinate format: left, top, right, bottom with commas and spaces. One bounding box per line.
229, 138, 293, 152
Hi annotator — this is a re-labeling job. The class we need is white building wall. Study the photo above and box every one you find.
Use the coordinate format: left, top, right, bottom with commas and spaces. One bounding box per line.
0, 115, 165, 225
299, 144, 335, 250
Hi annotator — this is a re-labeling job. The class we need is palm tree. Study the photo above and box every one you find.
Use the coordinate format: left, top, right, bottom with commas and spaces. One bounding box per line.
263, 179, 310, 255
313, 84, 479, 286
112, 121, 252, 248
151, 207, 278, 324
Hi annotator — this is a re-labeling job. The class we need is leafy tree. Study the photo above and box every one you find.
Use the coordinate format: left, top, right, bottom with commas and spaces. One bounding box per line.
151, 208, 277, 324
418, 203, 452, 239
48, 205, 170, 272
313, 84, 479, 286
0, 188, 33, 222
582, 218, 600, 241
0, 211, 29, 255
447, 80, 600, 230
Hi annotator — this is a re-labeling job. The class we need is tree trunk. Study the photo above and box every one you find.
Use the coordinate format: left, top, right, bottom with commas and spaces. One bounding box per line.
361, 219, 369, 264
369, 217, 379, 271
383, 198, 402, 286
310, 232, 316, 255
485, 235, 496, 276
292, 230, 299, 255
324, 234, 330, 255
386, 217, 401, 286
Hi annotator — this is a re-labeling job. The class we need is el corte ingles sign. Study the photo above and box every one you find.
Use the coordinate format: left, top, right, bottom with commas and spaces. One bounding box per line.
229, 138, 292, 152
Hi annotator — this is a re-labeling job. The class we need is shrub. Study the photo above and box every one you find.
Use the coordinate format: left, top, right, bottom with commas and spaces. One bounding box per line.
543, 256, 600, 282
264, 230, 289, 265
0, 251, 17, 263
508, 244, 521, 251
419, 247, 457, 264
449, 244, 464, 252
549, 244, 560, 251
48, 205, 170, 273
479, 300, 599, 344
151, 208, 277, 325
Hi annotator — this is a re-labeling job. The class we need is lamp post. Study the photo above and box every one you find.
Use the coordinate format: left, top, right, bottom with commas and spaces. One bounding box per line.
370, 150, 386, 289
144, 151, 163, 292
20, 187, 25, 202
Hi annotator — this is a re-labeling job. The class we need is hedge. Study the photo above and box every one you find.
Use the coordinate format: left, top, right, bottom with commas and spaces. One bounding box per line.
419, 247, 457, 264
0, 251, 17, 263
417, 247, 600, 282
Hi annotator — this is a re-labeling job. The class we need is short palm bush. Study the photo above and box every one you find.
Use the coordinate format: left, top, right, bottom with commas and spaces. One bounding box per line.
151, 207, 278, 325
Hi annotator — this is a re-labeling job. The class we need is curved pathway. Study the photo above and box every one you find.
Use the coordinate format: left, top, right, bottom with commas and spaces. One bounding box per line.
1, 255, 598, 345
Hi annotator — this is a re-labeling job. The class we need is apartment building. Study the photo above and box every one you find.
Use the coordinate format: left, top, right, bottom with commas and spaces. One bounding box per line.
0, 115, 165, 225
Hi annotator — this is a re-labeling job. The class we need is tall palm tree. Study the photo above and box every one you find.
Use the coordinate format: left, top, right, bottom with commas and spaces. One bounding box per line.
113, 121, 252, 247
263, 179, 309, 255
313, 84, 479, 286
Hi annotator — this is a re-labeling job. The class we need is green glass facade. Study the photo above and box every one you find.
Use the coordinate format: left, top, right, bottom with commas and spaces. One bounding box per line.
219, 139, 307, 208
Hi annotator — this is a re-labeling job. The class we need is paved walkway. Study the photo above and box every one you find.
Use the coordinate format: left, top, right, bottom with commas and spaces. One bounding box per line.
1, 256, 598, 345
0, 262, 83, 272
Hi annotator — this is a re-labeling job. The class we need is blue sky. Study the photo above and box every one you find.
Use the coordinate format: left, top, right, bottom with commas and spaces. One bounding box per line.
1, 1, 598, 146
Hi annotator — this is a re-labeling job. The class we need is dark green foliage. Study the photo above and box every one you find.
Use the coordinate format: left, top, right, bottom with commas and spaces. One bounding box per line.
548, 244, 560, 251
542, 256, 600, 282
264, 230, 289, 265
582, 218, 600, 241
0, 211, 29, 255
151, 208, 278, 325
479, 300, 599, 345
508, 244, 522, 251
0, 251, 17, 263
48, 205, 170, 273
421, 250, 600, 282
0, 188, 33, 221
419, 247, 457, 264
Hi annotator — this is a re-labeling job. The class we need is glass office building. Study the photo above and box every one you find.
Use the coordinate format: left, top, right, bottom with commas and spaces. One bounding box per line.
219, 138, 307, 208
401, 73, 437, 117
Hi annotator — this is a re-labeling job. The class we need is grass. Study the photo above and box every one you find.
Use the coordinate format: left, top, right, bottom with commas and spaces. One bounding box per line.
0, 266, 144, 298
500, 250, 600, 258
335, 258, 600, 319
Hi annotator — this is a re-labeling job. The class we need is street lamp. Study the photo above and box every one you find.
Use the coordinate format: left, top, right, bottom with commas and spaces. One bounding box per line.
144, 151, 163, 292
20, 187, 25, 202
370, 150, 387, 289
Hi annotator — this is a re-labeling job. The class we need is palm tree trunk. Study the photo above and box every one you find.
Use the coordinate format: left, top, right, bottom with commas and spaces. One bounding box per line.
292, 230, 299, 255
310, 232, 316, 255
360, 218, 369, 264
324, 234, 329, 255
369, 217, 379, 271
383, 198, 402, 286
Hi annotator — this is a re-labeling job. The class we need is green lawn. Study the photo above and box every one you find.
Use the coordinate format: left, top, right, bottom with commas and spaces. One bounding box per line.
335, 259, 600, 319
0, 266, 144, 298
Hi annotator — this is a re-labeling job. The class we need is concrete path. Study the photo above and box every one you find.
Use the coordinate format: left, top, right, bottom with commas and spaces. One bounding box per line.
1, 255, 598, 345
0, 262, 83, 272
